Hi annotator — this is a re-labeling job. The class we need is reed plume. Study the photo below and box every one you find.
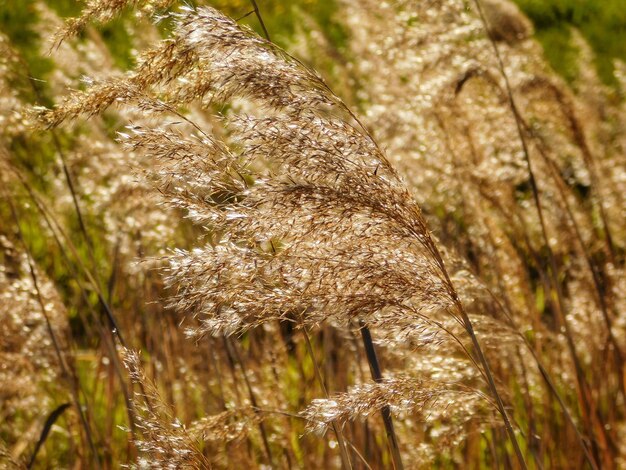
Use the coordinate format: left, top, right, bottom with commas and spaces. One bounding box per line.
37, 3, 534, 467
123, 348, 259, 468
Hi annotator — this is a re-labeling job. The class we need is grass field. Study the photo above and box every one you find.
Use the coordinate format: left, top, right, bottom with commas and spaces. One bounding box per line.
1, 1, 625, 468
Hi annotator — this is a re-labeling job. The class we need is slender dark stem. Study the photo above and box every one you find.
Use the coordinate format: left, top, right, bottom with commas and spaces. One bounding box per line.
522, 119, 624, 389
454, 192, 598, 468
435, 110, 597, 467
249, 0, 272, 42
359, 322, 404, 470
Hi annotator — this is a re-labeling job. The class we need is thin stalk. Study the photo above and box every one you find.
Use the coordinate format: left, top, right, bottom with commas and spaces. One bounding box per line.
249, 0, 272, 42
472, 0, 611, 465
20, 56, 98, 267
523, 119, 624, 375
516, 348, 544, 470
302, 328, 354, 470
3, 188, 101, 468
17, 53, 126, 346
8, 161, 125, 346
470, 178, 601, 469
225, 338, 274, 466
8, 165, 138, 435
358, 322, 404, 470
425, 238, 527, 469
459, 304, 526, 469
519, 77, 616, 262
456, 69, 624, 396
435, 107, 599, 467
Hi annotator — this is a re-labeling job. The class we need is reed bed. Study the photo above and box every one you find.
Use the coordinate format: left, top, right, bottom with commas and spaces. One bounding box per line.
0, 0, 624, 468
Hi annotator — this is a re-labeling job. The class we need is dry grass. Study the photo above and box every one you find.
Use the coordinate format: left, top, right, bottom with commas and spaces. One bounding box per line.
1, 0, 624, 468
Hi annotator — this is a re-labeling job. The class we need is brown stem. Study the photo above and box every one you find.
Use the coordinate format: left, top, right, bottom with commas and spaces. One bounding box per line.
18, 53, 125, 346
8, 166, 138, 437
472, 0, 608, 466
225, 337, 274, 467
3, 188, 101, 468
302, 328, 354, 470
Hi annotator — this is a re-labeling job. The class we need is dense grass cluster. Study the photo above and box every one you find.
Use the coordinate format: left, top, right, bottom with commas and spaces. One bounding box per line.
1, 0, 625, 468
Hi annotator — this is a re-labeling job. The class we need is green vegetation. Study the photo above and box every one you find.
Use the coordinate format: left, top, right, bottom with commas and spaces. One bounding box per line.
0, 0, 53, 84
514, 0, 626, 86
